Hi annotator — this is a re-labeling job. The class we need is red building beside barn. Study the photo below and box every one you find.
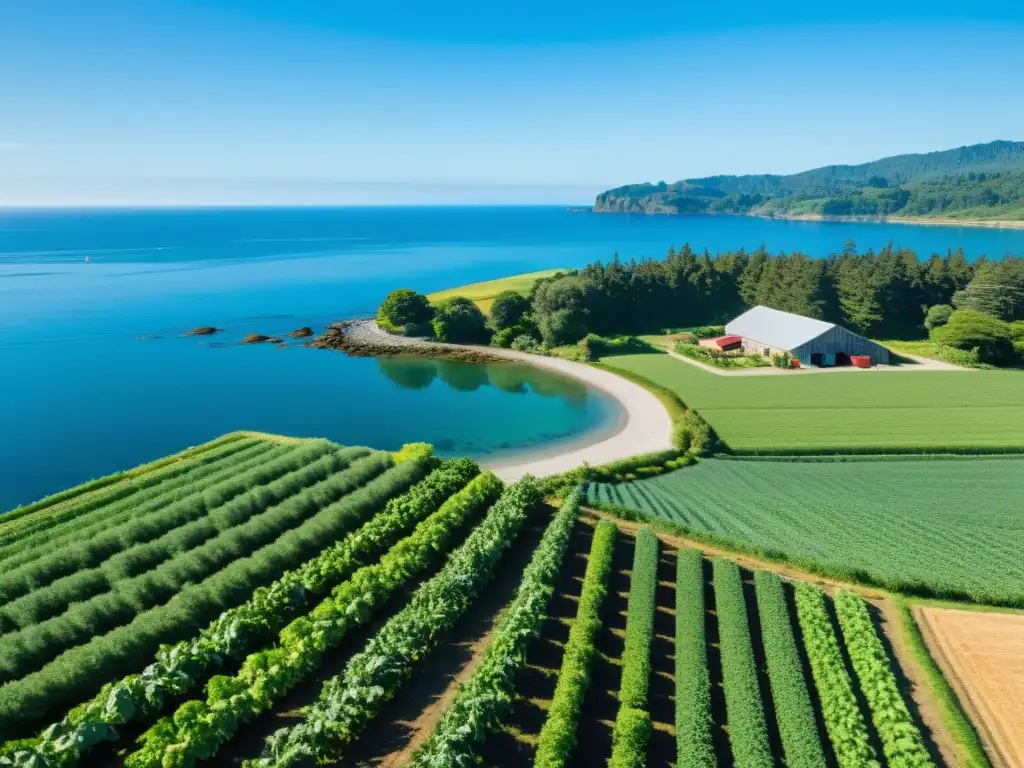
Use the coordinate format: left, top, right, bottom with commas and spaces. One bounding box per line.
698, 335, 743, 352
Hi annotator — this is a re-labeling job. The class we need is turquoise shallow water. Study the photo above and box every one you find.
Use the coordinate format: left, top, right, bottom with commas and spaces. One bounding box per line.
1, 206, 1022, 510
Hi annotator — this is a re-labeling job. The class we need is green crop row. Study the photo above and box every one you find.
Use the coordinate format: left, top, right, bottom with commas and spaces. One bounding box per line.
0, 436, 268, 559
533, 520, 617, 768
753, 572, 826, 768
587, 455, 1024, 608
244, 477, 542, 768
0, 450, 387, 686
0, 454, 427, 739
793, 583, 880, 768
124, 470, 502, 768
833, 591, 935, 767
675, 548, 714, 768
411, 489, 583, 767
0, 440, 341, 607
0, 433, 255, 531
1, 445, 350, 633
0, 443, 324, 633
713, 559, 772, 768
0, 440, 280, 572
609, 527, 658, 768
0, 455, 469, 768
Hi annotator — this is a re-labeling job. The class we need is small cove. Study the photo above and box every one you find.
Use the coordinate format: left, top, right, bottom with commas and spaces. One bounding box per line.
0, 339, 620, 511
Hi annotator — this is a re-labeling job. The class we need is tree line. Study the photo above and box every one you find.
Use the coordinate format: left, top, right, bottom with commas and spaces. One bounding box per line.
376, 243, 1024, 363
530, 243, 1024, 343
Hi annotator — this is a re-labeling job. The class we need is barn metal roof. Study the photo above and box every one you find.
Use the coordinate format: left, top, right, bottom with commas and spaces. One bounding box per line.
725, 306, 835, 351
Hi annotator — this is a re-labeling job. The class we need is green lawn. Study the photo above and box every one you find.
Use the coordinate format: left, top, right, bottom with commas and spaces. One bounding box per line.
600, 352, 1024, 453
426, 269, 565, 314
588, 455, 1024, 605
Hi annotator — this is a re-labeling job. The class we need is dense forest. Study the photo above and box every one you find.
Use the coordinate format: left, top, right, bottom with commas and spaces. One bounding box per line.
594, 140, 1024, 220
525, 244, 1024, 343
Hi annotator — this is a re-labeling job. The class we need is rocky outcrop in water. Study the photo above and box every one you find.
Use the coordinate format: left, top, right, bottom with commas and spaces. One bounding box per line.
241, 333, 273, 344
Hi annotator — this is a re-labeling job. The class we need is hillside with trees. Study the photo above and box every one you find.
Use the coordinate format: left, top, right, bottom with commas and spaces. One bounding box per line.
594, 140, 1024, 221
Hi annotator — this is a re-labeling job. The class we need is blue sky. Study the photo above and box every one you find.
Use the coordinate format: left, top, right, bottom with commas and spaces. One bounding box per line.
2, 0, 1023, 205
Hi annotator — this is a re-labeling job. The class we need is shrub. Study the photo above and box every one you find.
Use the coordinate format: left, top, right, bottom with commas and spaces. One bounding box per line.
930, 309, 1017, 365
923, 304, 954, 331
549, 344, 589, 363
376, 289, 433, 336
772, 352, 794, 369
489, 290, 531, 330
431, 296, 491, 344
510, 333, 544, 352
674, 409, 715, 455
491, 320, 539, 348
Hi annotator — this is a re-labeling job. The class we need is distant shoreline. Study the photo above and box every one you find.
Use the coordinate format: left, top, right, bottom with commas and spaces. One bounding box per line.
771, 213, 1024, 230
586, 207, 1024, 230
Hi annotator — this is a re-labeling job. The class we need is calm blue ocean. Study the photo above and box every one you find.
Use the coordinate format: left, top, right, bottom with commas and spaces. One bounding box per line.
2, 206, 1022, 510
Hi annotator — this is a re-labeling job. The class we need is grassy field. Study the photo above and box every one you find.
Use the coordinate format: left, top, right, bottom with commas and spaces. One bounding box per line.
600, 351, 1024, 453
426, 268, 565, 314
587, 455, 1024, 606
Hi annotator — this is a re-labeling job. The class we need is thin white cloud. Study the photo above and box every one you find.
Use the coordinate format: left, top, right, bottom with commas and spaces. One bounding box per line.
0, 141, 26, 151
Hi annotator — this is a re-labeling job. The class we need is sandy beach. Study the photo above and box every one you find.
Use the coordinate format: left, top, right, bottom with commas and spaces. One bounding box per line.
332, 321, 676, 479
770, 212, 1024, 230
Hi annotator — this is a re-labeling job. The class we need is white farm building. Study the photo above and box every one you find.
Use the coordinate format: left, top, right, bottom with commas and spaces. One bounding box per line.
724, 306, 891, 366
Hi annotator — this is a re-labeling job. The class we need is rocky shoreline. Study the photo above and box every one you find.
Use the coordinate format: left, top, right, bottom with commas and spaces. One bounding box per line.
308, 320, 511, 363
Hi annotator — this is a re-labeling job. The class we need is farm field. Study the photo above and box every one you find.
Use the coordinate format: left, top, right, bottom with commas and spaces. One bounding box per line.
0, 435, 992, 768
0, 431, 448, 752
586, 455, 1024, 606
460, 519, 962, 767
426, 268, 565, 314
599, 352, 1024, 453
916, 607, 1024, 768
